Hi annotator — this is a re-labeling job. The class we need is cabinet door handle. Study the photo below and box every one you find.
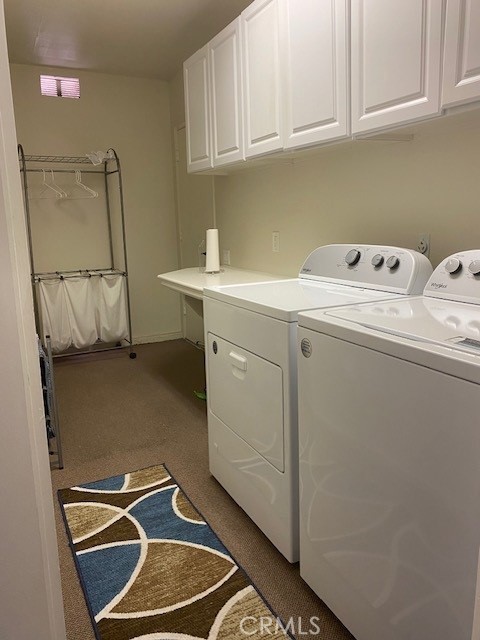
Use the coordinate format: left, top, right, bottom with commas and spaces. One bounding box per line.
228, 351, 247, 371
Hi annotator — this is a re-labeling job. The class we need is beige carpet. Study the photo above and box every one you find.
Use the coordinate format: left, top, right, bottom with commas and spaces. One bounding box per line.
50, 339, 354, 640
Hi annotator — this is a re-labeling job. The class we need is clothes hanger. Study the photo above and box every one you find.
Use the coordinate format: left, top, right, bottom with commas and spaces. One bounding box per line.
67, 170, 98, 199
31, 169, 68, 199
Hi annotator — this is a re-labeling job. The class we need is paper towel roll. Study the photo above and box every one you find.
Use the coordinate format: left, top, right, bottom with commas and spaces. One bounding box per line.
205, 228, 220, 273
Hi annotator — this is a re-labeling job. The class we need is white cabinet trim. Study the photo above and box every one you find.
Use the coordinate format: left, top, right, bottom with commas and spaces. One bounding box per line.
442, 0, 480, 107
351, 0, 443, 134
184, 45, 213, 172
242, 0, 284, 158
209, 17, 245, 166
282, 0, 350, 149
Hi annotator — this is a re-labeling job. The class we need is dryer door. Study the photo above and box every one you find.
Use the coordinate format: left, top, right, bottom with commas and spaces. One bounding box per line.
207, 332, 284, 471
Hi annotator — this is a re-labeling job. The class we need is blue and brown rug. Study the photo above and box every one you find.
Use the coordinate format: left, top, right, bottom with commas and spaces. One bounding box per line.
59, 464, 291, 639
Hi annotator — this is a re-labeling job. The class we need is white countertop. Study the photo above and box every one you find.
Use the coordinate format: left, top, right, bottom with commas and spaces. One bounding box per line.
157, 266, 285, 300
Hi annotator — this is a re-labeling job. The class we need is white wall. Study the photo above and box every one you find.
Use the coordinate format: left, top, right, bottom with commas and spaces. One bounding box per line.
215, 110, 480, 275
0, 3, 65, 637
169, 69, 215, 344
10, 64, 182, 343
170, 68, 186, 130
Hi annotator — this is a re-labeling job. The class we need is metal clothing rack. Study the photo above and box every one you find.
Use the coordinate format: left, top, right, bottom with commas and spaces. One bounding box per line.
40, 335, 64, 469
18, 144, 136, 360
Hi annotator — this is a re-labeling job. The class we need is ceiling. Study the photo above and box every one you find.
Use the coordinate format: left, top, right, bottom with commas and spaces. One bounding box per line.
4, 0, 252, 80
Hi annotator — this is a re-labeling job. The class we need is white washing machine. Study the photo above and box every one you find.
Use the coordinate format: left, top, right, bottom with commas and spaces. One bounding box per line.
297, 250, 480, 640
203, 244, 432, 562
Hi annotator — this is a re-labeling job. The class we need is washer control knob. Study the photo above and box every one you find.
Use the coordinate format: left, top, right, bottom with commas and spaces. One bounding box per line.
386, 255, 400, 270
445, 258, 462, 275
345, 249, 361, 266
371, 254, 384, 268
468, 260, 480, 276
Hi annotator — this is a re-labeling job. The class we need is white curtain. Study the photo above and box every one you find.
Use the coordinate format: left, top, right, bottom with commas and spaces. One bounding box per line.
38, 271, 129, 353
38, 278, 72, 353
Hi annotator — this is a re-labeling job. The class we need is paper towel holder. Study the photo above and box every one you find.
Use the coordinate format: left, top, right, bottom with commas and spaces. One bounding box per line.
205, 228, 221, 274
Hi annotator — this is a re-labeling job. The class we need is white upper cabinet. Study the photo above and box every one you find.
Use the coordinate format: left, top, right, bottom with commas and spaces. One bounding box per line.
242, 0, 284, 158
184, 0, 474, 170
282, 0, 349, 149
184, 45, 213, 172
351, 0, 443, 134
442, 0, 480, 107
209, 18, 245, 166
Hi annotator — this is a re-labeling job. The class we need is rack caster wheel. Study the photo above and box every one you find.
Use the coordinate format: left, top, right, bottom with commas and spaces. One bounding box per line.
129, 352, 137, 359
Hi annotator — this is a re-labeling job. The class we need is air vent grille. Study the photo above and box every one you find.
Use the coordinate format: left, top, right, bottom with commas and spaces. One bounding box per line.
40, 75, 80, 99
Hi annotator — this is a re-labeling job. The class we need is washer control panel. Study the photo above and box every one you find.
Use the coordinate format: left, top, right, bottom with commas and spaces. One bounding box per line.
299, 244, 433, 295
424, 250, 480, 304
345, 248, 401, 270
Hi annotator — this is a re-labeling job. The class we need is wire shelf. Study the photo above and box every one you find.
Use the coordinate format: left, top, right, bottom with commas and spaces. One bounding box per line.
24, 154, 93, 164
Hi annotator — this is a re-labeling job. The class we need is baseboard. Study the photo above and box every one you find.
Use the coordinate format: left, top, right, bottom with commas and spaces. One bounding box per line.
133, 331, 183, 345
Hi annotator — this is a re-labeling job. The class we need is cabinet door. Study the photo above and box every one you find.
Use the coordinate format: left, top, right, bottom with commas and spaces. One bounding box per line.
282, 0, 349, 149
184, 45, 213, 172
242, 0, 283, 158
442, 0, 480, 107
209, 18, 244, 167
351, 0, 443, 134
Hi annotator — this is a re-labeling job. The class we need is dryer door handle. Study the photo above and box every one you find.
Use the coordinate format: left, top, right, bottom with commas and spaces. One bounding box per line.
228, 351, 247, 371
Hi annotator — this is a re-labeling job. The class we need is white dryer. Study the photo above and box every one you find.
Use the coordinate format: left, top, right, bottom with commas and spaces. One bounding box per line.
297, 250, 480, 640
203, 244, 432, 562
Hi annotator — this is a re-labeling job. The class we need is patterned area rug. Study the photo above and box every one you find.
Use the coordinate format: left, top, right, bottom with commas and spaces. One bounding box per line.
59, 464, 291, 639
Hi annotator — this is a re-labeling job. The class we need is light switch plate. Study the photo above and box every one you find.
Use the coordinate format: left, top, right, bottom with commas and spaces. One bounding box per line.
272, 231, 280, 252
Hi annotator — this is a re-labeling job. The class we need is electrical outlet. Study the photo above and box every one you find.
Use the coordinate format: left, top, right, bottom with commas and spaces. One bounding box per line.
417, 233, 430, 257
222, 249, 231, 265
272, 231, 280, 252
